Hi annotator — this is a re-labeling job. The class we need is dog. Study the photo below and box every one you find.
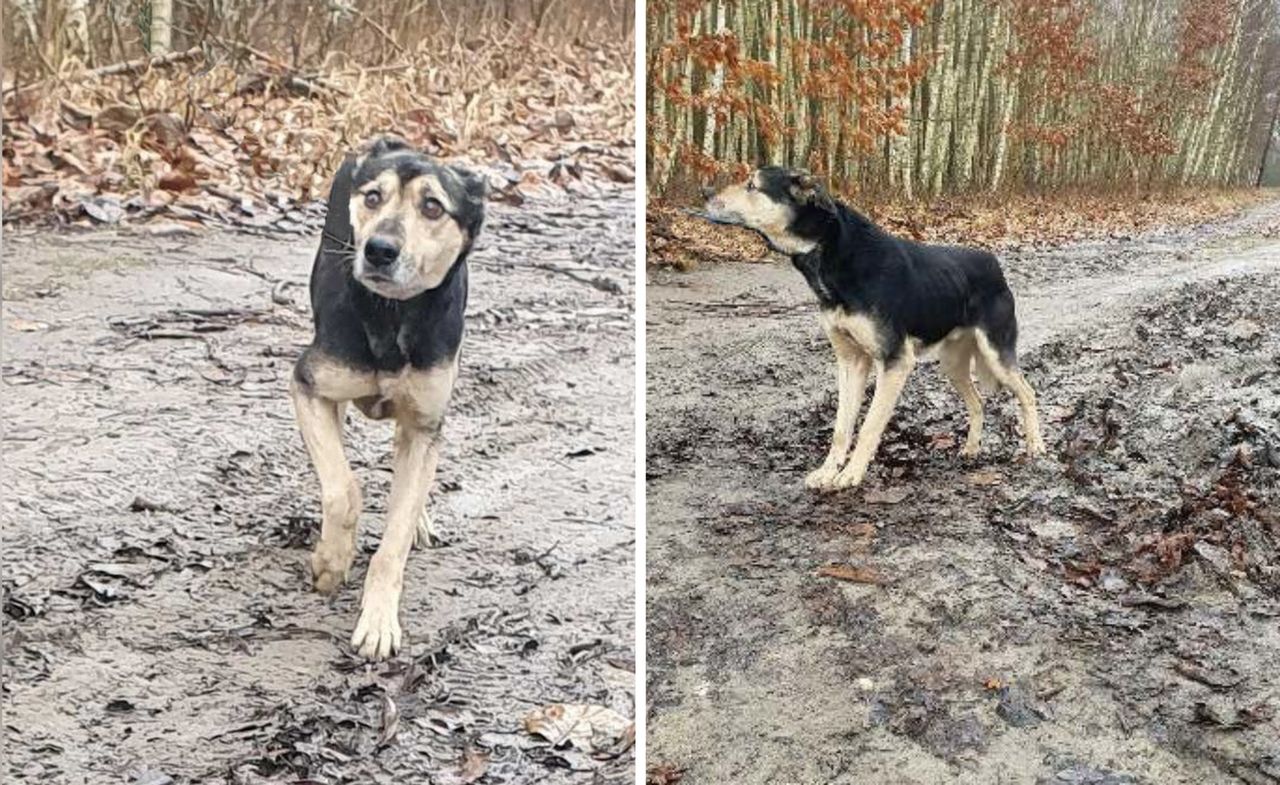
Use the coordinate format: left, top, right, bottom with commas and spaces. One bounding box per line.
292, 135, 485, 658
702, 166, 1045, 491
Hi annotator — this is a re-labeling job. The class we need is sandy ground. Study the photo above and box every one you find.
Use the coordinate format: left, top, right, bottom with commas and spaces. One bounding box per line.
646, 200, 1280, 784
2, 191, 635, 783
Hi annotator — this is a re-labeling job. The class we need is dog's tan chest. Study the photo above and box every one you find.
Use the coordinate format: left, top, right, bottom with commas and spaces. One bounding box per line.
820, 310, 884, 358
303, 353, 457, 429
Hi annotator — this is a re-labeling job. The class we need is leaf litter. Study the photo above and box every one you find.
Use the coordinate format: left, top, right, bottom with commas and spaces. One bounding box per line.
3, 36, 633, 234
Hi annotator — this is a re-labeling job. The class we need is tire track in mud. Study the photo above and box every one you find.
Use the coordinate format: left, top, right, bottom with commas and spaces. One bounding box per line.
2, 192, 635, 783
646, 199, 1280, 785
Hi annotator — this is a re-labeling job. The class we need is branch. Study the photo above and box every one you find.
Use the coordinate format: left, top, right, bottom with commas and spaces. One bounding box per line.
3, 47, 203, 96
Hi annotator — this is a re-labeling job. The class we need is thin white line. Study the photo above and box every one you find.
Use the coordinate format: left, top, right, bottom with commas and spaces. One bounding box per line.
633, 0, 648, 780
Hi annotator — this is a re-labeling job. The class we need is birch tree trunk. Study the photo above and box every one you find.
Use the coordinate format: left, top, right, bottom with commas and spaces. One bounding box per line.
151, 0, 174, 55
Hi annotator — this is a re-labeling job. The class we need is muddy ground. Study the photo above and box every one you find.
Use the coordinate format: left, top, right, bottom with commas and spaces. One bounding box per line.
646, 199, 1280, 784
2, 190, 635, 783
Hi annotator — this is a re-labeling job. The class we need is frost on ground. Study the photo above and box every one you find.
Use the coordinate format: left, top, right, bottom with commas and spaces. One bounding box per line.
645, 200, 1280, 784
2, 190, 635, 783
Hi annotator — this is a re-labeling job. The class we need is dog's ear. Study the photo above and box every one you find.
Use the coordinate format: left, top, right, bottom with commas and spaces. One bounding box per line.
789, 170, 835, 212
356, 133, 413, 162
444, 163, 488, 236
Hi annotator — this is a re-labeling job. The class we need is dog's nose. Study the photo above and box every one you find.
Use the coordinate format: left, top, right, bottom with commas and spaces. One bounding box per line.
701, 186, 716, 200
364, 237, 400, 268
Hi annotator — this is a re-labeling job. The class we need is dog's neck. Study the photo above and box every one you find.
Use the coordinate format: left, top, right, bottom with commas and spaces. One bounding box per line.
787, 203, 889, 307
347, 253, 469, 370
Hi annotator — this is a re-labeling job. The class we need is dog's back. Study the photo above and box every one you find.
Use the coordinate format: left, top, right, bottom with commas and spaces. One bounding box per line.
813, 205, 1020, 368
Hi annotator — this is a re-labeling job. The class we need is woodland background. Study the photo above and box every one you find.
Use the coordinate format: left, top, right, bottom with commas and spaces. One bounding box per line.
647, 0, 1280, 208
2, 0, 635, 230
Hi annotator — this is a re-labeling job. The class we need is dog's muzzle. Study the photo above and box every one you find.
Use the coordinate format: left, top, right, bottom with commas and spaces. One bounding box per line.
699, 198, 743, 227
363, 237, 401, 270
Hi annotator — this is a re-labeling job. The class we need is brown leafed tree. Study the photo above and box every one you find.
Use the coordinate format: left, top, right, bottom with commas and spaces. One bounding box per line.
647, 0, 1280, 200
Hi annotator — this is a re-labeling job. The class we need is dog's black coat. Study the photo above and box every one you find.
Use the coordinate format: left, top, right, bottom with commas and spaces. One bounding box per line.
755, 166, 1021, 367
297, 141, 486, 386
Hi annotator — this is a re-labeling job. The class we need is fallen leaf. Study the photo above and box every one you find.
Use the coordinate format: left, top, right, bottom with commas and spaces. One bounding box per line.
458, 746, 489, 783
1174, 661, 1244, 689
647, 763, 687, 785
82, 196, 124, 223
816, 563, 886, 585
158, 171, 198, 192
375, 693, 400, 748
967, 471, 1003, 486
8, 317, 50, 332
522, 703, 632, 754
929, 433, 957, 450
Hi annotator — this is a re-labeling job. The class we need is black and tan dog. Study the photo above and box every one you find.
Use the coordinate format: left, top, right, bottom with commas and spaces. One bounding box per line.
702, 166, 1045, 491
292, 135, 485, 658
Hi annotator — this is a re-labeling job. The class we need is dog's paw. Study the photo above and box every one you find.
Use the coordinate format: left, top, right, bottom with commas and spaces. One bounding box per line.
960, 442, 981, 458
351, 586, 402, 660
805, 462, 841, 490
311, 540, 354, 594
829, 467, 866, 491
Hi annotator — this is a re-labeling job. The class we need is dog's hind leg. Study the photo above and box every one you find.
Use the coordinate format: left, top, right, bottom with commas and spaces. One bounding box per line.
939, 337, 984, 456
831, 347, 917, 490
415, 508, 443, 549
806, 326, 872, 489
974, 330, 1046, 456
291, 379, 362, 594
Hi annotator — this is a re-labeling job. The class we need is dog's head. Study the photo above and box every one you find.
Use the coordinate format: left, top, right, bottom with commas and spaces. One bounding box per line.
346, 135, 486, 299
703, 166, 835, 255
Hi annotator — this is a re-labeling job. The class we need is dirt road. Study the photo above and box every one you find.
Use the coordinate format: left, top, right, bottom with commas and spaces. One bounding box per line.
646, 199, 1280, 784
2, 191, 635, 783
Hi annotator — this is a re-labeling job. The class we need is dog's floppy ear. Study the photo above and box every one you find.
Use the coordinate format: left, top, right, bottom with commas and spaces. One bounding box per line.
355, 133, 413, 163
444, 163, 488, 237
789, 170, 835, 213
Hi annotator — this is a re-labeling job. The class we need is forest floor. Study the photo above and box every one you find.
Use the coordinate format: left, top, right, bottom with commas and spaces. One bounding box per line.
645, 195, 1280, 784
1, 189, 635, 783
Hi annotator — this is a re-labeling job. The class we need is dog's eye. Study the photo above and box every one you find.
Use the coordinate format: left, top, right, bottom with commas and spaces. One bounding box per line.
422, 197, 445, 219
363, 190, 382, 209
746, 180, 756, 192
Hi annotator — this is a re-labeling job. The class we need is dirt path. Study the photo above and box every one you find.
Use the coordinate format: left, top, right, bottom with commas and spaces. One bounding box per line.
2, 192, 635, 783
646, 200, 1280, 784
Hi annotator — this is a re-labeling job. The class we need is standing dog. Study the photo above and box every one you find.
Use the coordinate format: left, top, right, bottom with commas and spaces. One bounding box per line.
703, 166, 1045, 491
292, 135, 485, 658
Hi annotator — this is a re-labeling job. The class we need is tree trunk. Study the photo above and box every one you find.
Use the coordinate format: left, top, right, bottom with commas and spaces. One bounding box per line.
151, 0, 173, 55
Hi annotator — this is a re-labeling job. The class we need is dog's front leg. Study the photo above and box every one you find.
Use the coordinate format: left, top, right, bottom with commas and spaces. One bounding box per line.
292, 379, 361, 593
807, 345, 871, 489
351, 420, 441, 659
832, 351, 916, 490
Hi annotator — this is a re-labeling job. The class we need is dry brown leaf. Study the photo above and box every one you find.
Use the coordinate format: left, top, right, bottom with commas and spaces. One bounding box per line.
158, 171, 198, 193
458, 747, 489, 783
647, 763, 687, 785
816, 563, 886, 585
3, 37, 633, 230
522, 703, 632, 754
967, 471, 1003, 486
